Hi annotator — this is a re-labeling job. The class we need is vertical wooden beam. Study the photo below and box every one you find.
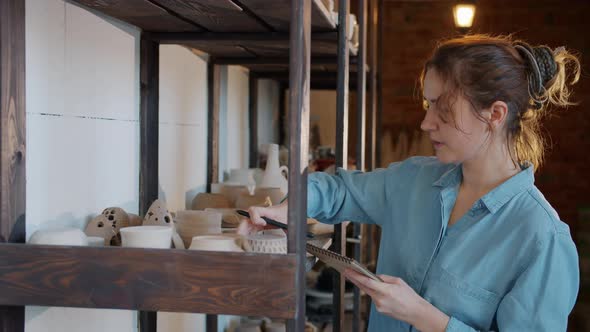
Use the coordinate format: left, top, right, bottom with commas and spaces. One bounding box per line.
248, 74, 258, 168
0, 0, 26, 330
353, 0, 368, 329
139, 32, 159, 332
334, 0, 350, 331
286, 0, 311, 331
205, 61, 221, 332
206, 62, 220, 192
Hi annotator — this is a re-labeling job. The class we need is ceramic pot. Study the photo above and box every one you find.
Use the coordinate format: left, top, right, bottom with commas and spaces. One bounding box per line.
85, 214, 117, 245
120, 226, 172, 249
205, 208, 244, 228
143, 199, 173, 226
243, 233, 287, 254
29, 227, 89, 246
175, 210, 222, 247
189, 235, 243, 252
127, 213, 143, 227
191, 193, 231, 210
259, 144, 288, 195
218, 184, 251, 207
266, 322, 286, 332
235, 193, 271, 210
87, 236, 105, 247
100, 207, 130, 231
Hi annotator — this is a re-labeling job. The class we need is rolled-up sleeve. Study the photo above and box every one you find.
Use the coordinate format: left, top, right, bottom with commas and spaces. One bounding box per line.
445, 230, 579, 332
307, 164, 398, 226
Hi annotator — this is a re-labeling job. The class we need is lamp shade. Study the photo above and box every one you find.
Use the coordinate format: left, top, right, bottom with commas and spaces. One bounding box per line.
453, 3, 476, 28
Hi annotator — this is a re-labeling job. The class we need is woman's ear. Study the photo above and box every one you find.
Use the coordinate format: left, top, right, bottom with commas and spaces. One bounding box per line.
486, 101, 509, 130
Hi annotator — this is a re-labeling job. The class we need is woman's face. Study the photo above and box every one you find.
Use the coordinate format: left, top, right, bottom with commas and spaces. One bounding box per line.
420, 68, 491, 164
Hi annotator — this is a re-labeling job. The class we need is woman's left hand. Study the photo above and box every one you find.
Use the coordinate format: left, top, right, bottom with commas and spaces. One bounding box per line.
343, 269, 449, 332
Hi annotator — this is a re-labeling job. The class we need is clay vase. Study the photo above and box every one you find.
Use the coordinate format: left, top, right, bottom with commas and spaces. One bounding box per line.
191, 193, 231, 210
259, 144, 288, 195
143, 199, 173, 226
100, 207, 130, 231
127, 213, 143, 227
188, 235, 243, 252
85, 214, 118, 245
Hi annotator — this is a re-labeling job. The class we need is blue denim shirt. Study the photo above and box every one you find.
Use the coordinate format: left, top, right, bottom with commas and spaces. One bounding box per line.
308, 156, 579, 331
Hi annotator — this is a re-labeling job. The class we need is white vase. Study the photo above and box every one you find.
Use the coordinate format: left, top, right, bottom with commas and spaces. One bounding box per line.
259, 144, 288, 195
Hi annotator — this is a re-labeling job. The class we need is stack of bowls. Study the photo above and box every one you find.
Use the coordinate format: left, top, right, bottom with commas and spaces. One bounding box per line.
175, 210, 222, 248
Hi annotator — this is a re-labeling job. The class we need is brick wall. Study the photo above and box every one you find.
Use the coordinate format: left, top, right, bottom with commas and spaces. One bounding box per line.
379, 0, 590, 329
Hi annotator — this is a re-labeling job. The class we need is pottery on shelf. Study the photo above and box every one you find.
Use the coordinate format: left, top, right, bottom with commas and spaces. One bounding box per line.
188, 235, 243, 252
191, 193, 231, 210
258, 144, 288, 195
127, 213, 143, 227
175, 210, 223, 248
143, 199, 173, 226
29, 227, 89, 246
218, 184, 251, 207
87, 236, 105, 247
85, 214, 118, 245
243, 232, 287, 254
100, 207, 130, 231
120, 226, 172, 249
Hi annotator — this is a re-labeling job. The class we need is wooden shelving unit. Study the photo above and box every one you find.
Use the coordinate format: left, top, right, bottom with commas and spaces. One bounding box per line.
0, 0, 382, 331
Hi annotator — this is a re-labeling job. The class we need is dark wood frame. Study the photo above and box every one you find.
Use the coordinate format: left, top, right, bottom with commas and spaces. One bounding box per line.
0, 0, 382, 331
0, 0, 26, 330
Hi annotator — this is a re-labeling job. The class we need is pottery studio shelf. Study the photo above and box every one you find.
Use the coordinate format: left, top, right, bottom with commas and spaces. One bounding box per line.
0, 0, 379, 331
72, 0, 358, 57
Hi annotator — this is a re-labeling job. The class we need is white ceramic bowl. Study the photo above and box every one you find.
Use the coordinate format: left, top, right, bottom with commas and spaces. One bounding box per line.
87, 236, 105, 247
28, 228, 89, 246
120, 226, 172, 249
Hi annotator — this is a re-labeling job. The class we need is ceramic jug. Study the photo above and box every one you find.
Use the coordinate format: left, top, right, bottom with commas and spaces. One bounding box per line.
259, 144, 288, 194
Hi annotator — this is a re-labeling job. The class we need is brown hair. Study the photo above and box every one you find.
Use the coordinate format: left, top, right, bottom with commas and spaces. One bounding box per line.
420, 34, 581, 170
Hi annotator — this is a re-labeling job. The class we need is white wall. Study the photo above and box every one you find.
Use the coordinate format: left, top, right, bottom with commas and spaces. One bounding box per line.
25, 0, 139, 331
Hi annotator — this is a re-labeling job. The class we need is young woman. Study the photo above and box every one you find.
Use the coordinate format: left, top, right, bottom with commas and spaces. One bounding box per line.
240, 35, 581, 331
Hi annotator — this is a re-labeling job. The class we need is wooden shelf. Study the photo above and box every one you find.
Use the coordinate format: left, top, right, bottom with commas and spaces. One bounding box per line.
72, 0, 336, 33
71, 1, 358, 60
0, 243, 296, 318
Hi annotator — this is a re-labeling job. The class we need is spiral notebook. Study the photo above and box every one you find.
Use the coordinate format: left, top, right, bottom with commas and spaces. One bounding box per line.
306, 243, 382, 282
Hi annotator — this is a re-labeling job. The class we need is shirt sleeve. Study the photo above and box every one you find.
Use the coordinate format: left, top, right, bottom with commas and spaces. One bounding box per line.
445, 230, 579, 332
307, 163, 399, 226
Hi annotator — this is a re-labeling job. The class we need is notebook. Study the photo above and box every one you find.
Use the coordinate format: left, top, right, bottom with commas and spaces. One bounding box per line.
306, 243, 382, 282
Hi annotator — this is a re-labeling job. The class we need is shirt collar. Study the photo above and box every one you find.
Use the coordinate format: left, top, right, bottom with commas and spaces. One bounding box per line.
433, 162, 535, 214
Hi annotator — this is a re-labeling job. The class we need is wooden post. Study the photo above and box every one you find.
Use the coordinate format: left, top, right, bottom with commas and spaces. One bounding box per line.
139, 32, 159, 332
0, 0, 26, 331
205, 60, 222, 332
206, 62, 221, 192
286, 0, 311, 331
353, 0, 368, 329
334, 0, 350, 331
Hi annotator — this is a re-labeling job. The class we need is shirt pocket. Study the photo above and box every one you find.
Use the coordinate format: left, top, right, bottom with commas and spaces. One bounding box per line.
425, 265, 501, 330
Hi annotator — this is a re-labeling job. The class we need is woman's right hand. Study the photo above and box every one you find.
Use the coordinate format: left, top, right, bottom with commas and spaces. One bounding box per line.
237, 201, 288, 235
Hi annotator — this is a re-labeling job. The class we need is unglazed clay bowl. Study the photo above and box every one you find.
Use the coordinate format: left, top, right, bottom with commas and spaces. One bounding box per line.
189, 235, 243, 252
120, 226, 172, 249
191, 193, 232, 210
243, 233, 287, 254
29, 227, 89, 246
